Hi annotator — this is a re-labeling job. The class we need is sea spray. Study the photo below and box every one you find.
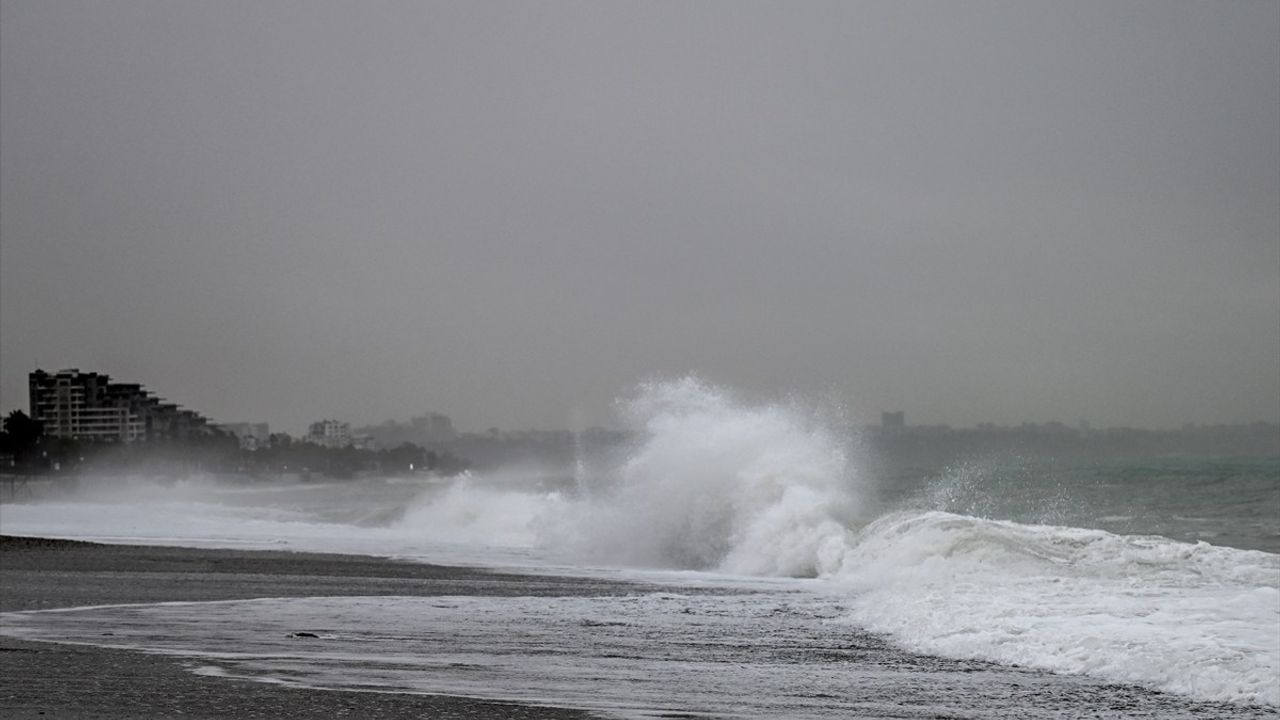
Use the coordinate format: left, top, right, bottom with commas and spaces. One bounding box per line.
569, 378, 863, 575
397, 475, 570, 548
7, 379, 1276, 707
388, 378, 866, 574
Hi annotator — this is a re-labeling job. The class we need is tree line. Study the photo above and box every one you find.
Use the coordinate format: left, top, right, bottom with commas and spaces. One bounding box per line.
0, 410, 467, 478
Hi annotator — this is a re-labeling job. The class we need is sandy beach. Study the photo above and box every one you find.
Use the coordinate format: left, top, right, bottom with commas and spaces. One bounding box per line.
0, 535, 623, 719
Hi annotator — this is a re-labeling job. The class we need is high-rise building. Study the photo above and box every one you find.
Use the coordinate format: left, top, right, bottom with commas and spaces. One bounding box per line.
28, 368, 213, 442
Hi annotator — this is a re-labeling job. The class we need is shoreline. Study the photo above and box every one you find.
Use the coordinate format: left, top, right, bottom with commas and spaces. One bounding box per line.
0, 534, 624, 719
4, 535, 1275, 719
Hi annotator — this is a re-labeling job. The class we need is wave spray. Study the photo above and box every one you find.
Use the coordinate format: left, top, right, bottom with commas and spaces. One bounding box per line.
568, 378, 863, 575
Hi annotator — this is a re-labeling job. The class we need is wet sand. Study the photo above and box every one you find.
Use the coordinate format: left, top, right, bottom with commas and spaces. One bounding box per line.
0, 535, 628, 719
4, 536, 1272, 720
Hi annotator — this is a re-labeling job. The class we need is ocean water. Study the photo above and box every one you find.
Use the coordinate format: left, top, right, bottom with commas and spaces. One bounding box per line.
2, 379, 1278, 718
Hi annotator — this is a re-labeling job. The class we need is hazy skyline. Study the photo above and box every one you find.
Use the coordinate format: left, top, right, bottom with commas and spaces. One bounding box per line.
2, 1, 1277, 435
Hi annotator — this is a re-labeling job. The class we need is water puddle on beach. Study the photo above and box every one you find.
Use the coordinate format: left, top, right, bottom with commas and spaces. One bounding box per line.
2, 591, 1273, 720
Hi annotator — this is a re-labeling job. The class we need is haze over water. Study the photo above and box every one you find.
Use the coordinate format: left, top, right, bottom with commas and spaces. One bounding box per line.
1, 1, 1277, 716
3, 380, 1277, 717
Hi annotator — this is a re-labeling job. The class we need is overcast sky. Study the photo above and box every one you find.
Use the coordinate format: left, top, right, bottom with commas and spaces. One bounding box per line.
2, 0, 1277, 434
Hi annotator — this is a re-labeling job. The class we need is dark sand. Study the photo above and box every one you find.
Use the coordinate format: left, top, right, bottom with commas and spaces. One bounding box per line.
5, 537, 1272, 720
0, 536, 633, 719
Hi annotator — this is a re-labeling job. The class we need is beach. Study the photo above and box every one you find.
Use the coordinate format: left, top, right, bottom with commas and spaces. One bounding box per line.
1, 451, 1277, 718
0, 536, 614, 719
2, 533, 1276, 719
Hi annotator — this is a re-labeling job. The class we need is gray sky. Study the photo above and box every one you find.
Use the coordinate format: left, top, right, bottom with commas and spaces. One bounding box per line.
2, 0, 1277, 434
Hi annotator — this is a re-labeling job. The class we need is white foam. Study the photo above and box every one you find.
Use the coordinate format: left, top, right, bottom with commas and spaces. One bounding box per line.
396, 476, 569, 548
2, 379, 1277, 707
0, 592, 1017, 719
831, 511, 1280, 706
559, 378, 862, 576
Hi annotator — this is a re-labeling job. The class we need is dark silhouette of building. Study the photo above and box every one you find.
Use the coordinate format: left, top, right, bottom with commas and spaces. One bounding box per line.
28, 368, 213, 443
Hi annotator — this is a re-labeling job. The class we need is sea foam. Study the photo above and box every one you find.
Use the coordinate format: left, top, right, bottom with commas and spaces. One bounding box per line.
834, 511, 1280, 706
517, 379, 1280, 705
2, 378, 1276, 706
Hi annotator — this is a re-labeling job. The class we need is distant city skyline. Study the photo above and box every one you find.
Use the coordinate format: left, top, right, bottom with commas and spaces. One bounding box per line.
6, 364, 1276, 439
3, 2, 1277, 434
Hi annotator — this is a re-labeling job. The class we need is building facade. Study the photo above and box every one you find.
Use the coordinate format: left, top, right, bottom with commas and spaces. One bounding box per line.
28, 368, 213, 443
306, 419, 352, 449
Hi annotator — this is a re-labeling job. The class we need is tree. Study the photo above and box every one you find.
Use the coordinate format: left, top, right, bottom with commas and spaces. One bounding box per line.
1, 410, 44, 468
2, 410, 42, 449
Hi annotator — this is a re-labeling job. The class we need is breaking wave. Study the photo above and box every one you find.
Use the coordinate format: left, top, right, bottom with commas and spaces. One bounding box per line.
406, 378, 1278, 705
836, 511, 1279, 706
3, 378, 1276, 705
562, 378, 864, 575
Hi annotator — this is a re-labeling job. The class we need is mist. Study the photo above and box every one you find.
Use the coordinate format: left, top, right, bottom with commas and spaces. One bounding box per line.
4, 376, 1279, 712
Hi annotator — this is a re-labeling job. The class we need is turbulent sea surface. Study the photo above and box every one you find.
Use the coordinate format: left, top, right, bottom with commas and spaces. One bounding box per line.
2, 380, 1278, 718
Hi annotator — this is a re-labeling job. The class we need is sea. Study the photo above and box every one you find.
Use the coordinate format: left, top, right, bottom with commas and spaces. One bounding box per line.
2, 379, 1278, 719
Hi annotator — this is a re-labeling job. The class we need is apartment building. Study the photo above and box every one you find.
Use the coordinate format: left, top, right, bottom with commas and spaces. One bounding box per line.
28, 368, 212, 443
